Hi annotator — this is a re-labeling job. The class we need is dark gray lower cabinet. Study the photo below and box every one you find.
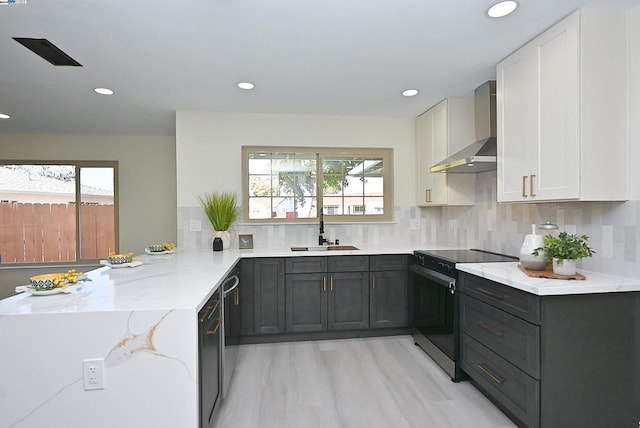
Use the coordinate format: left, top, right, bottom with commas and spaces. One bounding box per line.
285, 271, 374, 332
285, 256, 370, 332
369, 254, 409, 329
459, 272, 640, 428
370, 270, 408, 328
224, 259, 255, 341
243, 255, 410, 338
286, 273, 327, 332
328, 271, 369, 330
253, 258, 285, 334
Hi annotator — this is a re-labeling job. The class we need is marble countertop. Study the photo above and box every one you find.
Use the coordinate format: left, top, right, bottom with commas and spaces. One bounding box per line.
456, 262, 640, 296
0, 243, 427, 316
5, 242, 636, 316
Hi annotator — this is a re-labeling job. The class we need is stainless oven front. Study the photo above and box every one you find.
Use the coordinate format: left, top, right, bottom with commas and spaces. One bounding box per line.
410, 262, 462, 382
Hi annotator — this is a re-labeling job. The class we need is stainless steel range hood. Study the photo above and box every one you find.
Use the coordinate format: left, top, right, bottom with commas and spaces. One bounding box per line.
430, 80, 496, 173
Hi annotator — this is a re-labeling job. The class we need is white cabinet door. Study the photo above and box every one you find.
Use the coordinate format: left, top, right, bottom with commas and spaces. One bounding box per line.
416, 99, 475, 206
534, 11, 580, 201
497, 9, 625, 203
429, 100, 449, 205
497, 47, 535, 202
416, 108, 435, 205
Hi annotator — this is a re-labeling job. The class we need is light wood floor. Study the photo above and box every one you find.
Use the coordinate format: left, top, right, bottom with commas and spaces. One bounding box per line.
214, 335, 517, 428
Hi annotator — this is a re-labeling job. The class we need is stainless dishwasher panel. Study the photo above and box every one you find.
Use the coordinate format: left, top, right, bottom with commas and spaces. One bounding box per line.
222, 273, 239, 399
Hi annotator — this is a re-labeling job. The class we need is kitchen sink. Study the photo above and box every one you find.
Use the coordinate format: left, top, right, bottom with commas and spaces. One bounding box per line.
290, 245, 359, 252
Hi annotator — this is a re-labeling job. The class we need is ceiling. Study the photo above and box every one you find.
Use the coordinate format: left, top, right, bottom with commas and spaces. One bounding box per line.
1, 0, 639, 136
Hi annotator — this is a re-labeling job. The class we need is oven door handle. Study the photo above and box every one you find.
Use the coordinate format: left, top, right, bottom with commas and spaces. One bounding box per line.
222, 275, 240, 298
410, 264, 456, 293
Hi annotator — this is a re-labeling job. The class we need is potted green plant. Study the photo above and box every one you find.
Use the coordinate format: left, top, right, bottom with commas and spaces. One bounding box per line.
533, 232, 595, 275
197, 191, 241, 250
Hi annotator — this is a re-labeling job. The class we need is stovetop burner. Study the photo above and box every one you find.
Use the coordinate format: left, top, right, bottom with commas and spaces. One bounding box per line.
415, 249, 518, 264
413, 249, 517, 277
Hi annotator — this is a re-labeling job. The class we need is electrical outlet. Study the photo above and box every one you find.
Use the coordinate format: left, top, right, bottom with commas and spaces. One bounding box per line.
189, 220, 202, 232
83, 358, 105, 390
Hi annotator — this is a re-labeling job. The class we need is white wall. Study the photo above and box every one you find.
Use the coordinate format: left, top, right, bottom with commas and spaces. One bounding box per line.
175, 112, 415, 208
629, 5, 640, 199
0, 134, 177, 255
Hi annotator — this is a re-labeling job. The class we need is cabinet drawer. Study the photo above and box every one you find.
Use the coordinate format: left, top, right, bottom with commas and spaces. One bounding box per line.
369, 254, 409, 271
459, 273, 540, 324
286, 257, 327, 273
460, 295, 540, 378
327, 255, 369, 272
461, 334, 539, 428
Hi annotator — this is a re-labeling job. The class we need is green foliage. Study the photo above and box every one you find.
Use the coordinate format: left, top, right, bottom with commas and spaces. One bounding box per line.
533, 232, 595, 263
197, 192, 241, 231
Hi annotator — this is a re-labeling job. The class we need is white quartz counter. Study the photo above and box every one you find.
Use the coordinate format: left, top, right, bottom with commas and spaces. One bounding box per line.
0, 244, 422, 316
456, 262, 640, 296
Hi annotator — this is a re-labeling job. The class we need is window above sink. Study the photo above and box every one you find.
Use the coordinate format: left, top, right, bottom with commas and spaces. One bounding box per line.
242, 146, 393, 224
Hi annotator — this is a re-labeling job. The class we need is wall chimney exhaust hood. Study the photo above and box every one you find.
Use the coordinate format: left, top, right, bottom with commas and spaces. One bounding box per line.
429, 80, 496, 173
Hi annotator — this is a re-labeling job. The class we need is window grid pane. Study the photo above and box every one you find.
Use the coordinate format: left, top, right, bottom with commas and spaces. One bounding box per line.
244, 147, 391, 222
248, 152, 317, 219
0, 163, 117, 264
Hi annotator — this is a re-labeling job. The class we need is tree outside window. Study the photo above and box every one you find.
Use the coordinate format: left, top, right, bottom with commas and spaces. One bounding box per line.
243, 147, 393, 222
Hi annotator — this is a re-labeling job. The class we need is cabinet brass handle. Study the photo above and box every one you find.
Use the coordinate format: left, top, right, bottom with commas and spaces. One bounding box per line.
476, 287, 505, 300
530, 174, 536, 197
323, 276, 327, 292
234, 288, 239, 306
478, 321, 505, 338
206, 317, 222, 335
426, 189, 432, 203
477, 363, 505, 385
199, 299, 221, 322
199, 305, 213, 323
372, 275, 376, 289
522, 176, 528, 197
330, 276, 334, 291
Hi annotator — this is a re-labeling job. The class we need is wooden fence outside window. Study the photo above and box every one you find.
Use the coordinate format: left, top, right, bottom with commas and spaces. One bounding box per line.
0, 202, 115, 263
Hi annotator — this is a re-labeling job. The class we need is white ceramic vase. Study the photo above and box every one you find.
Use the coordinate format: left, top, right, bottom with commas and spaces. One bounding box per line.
213, 230, 232, 250
552, 258, 577, 276
519, 234, 547, 270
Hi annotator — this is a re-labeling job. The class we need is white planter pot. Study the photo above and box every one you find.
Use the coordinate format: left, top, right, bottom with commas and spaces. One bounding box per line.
213, 230, 232, 250
552, 258, 577, 276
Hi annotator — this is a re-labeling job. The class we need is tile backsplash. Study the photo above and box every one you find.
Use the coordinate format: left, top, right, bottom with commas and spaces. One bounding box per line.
178, 171, 640, 278
435, 171, 640, 278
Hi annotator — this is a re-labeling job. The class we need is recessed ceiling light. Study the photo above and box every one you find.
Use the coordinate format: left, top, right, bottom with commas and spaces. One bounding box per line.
487, 1, 518, 18
237, 82, 255, 90
0, 113, 10, 119
402, 89, 419, 97
94, 87, 114, 95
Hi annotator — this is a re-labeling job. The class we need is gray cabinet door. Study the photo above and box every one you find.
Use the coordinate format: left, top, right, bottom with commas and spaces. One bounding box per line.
286, 273, 327, 332
370, 270, 408, 328
328, 272, 369, 330
253, 258, 285, 334
239, 258, 255, 336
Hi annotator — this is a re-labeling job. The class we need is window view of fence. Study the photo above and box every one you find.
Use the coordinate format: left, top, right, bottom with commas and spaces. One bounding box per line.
0, 164, 116, 264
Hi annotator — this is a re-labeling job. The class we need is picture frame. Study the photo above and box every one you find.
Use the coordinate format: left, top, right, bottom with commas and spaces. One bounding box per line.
238, 234, 254, 249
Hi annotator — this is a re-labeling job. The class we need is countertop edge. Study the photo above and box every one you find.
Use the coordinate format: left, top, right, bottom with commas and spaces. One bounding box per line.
456, 262, 640, 296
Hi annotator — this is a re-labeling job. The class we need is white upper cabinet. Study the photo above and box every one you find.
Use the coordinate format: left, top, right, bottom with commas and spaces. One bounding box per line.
415, 98, 476, 206
497, 9, 628, 203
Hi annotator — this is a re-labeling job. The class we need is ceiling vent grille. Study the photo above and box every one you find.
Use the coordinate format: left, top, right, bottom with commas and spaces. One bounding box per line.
13, 38, 82, 67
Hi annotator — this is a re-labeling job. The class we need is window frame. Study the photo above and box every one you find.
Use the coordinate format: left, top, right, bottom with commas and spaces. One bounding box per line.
242, 146, 393, 223
0, 160, 119, 266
